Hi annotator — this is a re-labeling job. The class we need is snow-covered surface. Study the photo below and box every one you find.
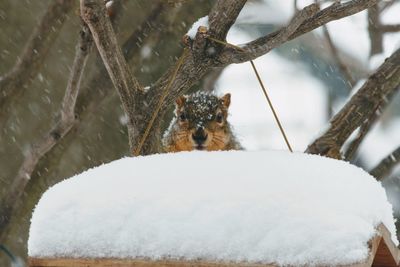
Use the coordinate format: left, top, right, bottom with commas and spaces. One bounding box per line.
29, 151, 397, 266
187, 16, 209, 39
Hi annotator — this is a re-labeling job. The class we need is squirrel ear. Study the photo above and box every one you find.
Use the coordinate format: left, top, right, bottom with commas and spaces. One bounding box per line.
221, 93, 231, 108
176, 95, 186, 109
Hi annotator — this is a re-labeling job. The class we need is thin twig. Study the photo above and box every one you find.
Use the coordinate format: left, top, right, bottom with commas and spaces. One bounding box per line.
381, 0, 395, 12
207, 36, 294, 152
0, 25, 93, 243
250, 61, 294, 152
379, 24, 400, 33
368, 4, 383, 56
370, 146, 400, 181
294, 0, 300, 12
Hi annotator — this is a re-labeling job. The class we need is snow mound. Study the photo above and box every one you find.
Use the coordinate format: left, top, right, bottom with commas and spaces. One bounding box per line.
28, 151, 397, 266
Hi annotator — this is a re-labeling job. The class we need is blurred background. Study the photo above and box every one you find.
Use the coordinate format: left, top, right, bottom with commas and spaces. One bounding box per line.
0, 0, 399, 265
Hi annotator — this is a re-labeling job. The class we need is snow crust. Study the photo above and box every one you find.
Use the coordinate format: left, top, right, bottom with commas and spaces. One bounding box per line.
29, 151, 397, 266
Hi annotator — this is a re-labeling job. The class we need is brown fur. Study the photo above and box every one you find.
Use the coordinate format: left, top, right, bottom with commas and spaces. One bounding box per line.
163, 93, 241, 152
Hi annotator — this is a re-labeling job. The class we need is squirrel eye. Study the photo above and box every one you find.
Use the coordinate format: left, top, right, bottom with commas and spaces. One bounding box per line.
216, 113, 223, 123
179, 113, 187, 121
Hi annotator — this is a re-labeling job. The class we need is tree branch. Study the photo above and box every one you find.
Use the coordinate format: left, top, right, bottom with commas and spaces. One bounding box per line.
379, 24, 400, 33
0, 3, 171, 243
2, 3, 173, 209
343, 109, 378, 161
368, 4, 383, 56
76, 1, 166, 118
80, 0, 144, 152
0, 25, 93, 242
381, 0, 396, 12
218, 0, 378, 64
370, 146, 400, 181
344, 89, 398, 161
78, 0, 247, 155
322, 24, 356, 88
306, 48, 400, 158
207, 0, 247, 41
0, 0, 75, 121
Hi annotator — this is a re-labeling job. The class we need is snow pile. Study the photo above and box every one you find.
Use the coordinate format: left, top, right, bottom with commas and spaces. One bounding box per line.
28, 151, 397, 266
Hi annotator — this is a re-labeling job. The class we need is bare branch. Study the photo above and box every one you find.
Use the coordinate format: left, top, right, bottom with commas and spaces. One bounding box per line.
207, 0, 247, 41
294, 0, 300, 12
80, 0, 145, 152
14, 2, 173, 190
0, 0, 75, 119
218, 0, 378, 64
322, 24, 356, 87
379, 24, 400, 32
306, 48, 400, 158
344, 89, 398, 161
381, 0, 396, 12
370, 146, 400, 181
77, 1, 167, 117
343, 110, 378, 161
368, 4, 383, 56
0, 25, 93, 242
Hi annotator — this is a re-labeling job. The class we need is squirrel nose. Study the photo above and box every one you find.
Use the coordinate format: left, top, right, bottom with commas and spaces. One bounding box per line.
192, 127, 208, 145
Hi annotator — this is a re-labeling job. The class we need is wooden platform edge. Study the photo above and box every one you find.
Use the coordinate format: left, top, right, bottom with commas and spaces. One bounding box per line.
373, 223, 400, 266
28, 223, 400, 267
26, 256, 383, 267
26, 253, 380, 267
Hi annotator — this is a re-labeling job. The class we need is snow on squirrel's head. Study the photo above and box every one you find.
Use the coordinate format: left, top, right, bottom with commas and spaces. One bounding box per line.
172, 92, 231, 151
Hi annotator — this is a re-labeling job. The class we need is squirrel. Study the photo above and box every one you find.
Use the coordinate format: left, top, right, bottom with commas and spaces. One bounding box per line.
162, 92, 241, 152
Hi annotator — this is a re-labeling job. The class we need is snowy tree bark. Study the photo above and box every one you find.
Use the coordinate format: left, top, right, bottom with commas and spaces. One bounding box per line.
306, 48, 400, 159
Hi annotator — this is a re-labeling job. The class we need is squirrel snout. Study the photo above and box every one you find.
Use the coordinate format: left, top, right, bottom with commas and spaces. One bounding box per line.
192, 128, 208, 145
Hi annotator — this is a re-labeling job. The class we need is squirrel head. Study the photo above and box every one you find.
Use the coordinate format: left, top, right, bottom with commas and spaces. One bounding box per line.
172, 92, 231, 151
